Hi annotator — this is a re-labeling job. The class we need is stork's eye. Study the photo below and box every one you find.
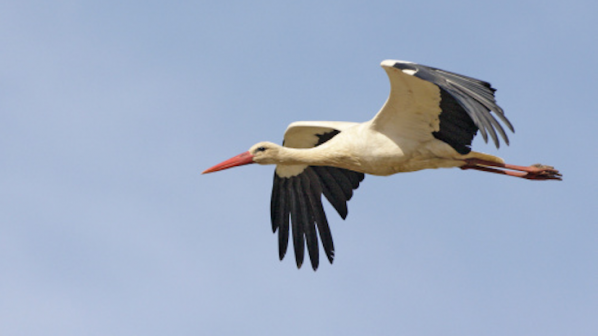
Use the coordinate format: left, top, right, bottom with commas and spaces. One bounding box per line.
255, 146, 267, 153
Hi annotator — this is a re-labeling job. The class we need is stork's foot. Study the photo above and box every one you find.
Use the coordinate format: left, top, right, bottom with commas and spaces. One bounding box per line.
460, 159, 562, 181
522, 164, 562, 180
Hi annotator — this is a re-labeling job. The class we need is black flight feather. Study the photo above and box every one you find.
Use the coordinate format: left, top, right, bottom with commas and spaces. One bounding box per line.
270, 130, 364, 270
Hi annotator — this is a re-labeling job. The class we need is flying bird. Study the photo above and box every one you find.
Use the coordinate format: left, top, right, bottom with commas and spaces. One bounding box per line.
203, 60, 561, 270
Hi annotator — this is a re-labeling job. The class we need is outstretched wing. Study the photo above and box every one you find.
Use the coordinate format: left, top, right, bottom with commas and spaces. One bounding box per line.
372, 60, 514, 154
271, 121, 364, 270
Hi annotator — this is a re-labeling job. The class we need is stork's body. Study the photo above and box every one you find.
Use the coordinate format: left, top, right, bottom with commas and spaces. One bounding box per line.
259, 121, 498, 176
203, 60, 561, 270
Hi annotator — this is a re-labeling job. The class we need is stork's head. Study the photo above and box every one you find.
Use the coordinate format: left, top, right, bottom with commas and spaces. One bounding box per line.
202, 141, 281, 174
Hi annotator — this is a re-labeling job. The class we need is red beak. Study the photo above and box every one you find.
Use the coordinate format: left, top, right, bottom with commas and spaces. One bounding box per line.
202, 151, 255, 174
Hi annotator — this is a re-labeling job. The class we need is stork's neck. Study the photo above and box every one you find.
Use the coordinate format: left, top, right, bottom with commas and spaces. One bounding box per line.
275, 144, 357, 169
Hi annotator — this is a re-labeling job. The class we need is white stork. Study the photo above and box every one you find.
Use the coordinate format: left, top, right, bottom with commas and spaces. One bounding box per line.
203, 60, 561, 270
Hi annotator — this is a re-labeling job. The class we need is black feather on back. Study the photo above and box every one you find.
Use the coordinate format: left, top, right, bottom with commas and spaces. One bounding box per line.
433, 89, 479, 154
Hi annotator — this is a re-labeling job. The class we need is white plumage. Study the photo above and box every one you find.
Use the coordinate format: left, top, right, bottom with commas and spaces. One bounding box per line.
203, 60, 561, 270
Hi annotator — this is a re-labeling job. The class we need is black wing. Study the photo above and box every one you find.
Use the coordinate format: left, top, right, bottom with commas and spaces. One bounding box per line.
388, 61, 514, 154
270, 131, 364, 270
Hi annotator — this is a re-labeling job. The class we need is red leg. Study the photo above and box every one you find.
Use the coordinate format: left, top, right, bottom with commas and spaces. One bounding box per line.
460, 158, 562, 181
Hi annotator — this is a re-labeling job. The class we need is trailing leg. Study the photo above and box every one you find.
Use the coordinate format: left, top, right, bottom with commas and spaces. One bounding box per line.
460, 158, 562, 181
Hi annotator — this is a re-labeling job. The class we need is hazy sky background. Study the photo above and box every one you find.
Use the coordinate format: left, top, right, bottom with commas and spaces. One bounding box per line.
1, 1, 597, 335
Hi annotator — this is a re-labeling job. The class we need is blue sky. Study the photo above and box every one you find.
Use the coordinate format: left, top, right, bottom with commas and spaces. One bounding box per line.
1, 1, 597, 335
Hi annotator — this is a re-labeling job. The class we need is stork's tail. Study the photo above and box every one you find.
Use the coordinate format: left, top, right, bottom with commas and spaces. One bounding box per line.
462, 151, 505, 164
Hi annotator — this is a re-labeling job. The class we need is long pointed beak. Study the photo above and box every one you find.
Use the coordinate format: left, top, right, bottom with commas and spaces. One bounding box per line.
202, 151, 255, 174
